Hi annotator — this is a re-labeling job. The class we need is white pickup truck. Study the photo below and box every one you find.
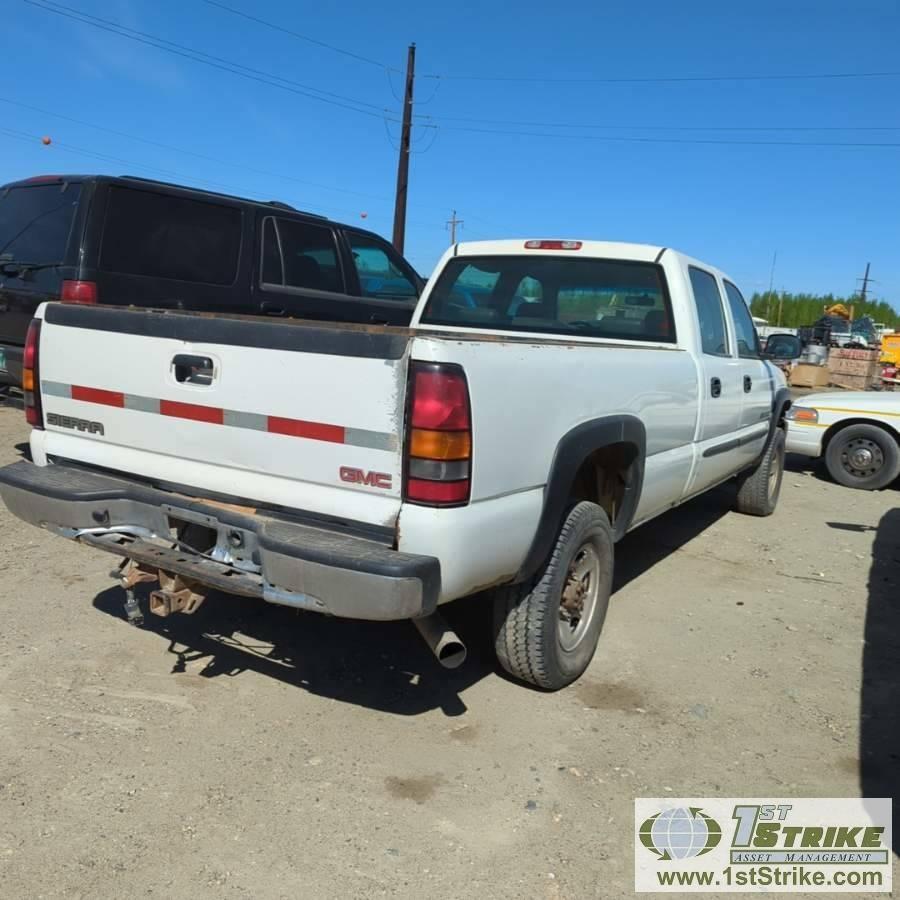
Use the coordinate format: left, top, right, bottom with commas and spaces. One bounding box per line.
0, 239, 801, 689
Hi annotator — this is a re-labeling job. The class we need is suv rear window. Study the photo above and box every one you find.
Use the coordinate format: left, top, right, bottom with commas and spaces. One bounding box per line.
100, 186, 242, 285
0, 182, 81, 265
420, 255, 674, 342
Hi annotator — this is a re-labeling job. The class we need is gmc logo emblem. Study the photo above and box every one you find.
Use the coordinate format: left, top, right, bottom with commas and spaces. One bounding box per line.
339, 466, 392, 490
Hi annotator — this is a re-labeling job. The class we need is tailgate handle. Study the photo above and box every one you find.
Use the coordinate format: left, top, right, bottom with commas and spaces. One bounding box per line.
173, 354, 214, 386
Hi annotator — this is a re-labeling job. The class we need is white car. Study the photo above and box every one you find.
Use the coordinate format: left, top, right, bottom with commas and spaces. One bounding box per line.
0, 239, 801, 689
786, 392, 900, 489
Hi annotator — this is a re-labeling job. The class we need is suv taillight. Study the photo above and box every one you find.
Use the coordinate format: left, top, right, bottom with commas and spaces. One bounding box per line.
23, 319, 43, 429
405, 362, 472, 506
60, 280, 97, 304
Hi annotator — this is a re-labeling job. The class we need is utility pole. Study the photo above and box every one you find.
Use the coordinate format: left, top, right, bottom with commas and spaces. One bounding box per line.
391, 43, 416, 254
857, 262, 872, 303
765, 250, 777, 322
777, 289, 784, 327
446, 210, 463, 245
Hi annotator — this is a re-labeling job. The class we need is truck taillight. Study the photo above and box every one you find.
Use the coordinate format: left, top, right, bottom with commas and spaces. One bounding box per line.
60, 280, 97, 304
23, 319, 43, 429
405, 362, 471, 506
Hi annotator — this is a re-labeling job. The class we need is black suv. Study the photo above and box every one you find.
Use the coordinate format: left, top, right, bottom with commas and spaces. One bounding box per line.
0, 174, 424, 387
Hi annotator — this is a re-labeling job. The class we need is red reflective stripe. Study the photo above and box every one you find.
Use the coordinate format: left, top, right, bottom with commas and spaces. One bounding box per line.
71, 385, 125, 407
267, 416, 345, 444
160, 399, 224, 424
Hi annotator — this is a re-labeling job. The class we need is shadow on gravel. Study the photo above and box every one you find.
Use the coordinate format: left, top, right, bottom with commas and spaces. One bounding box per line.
90, 486, 739, 713
859, 507, 900, 855
612, 485, 733, 593
93, 583, 494, 718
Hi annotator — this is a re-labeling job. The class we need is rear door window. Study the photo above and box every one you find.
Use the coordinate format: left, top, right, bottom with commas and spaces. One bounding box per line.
261, 217, 343, 293
421, 256, 674, 342
0, 182, 81, 265
346, 232, 418, 299
723, 280, 760, 358
100, 186, 242, 285
689, 267, 730, 356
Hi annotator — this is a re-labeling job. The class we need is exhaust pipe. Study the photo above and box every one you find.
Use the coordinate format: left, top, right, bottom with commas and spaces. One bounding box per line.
413, 612, 467, 669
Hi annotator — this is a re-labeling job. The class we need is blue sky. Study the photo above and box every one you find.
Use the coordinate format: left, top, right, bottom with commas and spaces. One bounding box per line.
2, 0, 898, 304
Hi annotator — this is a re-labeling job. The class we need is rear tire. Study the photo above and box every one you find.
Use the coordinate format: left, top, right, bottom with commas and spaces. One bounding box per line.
735, 427, 785, 516
824, 423, 900, 490
492, 501, 613, 690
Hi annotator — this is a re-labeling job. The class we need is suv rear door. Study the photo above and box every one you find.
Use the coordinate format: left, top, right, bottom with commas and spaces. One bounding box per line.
92, 182, 251, 313
0, 179, 82, 349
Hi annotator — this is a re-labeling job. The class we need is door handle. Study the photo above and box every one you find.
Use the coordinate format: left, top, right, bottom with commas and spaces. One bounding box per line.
710, 377, 722, 398
744, 375, 752, 393
173, 354, 214, 386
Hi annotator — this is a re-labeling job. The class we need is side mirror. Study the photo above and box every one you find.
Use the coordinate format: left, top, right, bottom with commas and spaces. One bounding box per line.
762, 333, 802, 360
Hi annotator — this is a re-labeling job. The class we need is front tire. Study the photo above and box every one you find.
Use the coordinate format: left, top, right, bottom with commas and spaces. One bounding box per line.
735, 427, 785, 516
492, 501, 613, 690
824, 423, 900, 490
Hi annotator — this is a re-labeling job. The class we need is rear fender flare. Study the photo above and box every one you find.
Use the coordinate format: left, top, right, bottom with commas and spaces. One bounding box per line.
515, 415, 646, 582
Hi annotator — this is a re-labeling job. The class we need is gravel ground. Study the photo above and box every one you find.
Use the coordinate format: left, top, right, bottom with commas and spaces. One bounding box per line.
0, 404, 896, 899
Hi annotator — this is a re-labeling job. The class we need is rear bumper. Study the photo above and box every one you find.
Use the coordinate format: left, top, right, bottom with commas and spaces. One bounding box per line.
0, 460, 440, 620
0, 344, 23, 387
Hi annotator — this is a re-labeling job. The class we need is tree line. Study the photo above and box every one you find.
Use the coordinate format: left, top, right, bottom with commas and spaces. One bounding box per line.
749, 292, 900, 329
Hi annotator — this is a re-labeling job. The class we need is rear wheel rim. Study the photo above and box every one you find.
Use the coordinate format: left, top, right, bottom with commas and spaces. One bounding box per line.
767, 442, 783, 500
840, 437, 884, 480
558, 543, 601, 652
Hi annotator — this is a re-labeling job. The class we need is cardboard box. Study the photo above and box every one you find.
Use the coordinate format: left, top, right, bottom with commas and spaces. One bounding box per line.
829, 347, 880, 362
790, 363, 831, 388
828, 357, 880, 377
830, 373, 874, 391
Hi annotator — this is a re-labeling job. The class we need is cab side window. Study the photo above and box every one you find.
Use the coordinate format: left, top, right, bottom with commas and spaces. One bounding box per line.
689, 267, 730, 357
724, 280, 759, 359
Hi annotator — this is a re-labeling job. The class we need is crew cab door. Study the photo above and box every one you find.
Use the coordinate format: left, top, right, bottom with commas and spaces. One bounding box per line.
722, 279, 772, 466
684, 265, 745, 494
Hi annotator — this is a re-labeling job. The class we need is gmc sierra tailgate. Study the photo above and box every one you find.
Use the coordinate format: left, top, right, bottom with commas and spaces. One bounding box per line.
33, 304, 411, 528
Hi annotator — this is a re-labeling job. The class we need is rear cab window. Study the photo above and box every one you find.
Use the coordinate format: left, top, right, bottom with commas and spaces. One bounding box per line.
0, 181, 81, 269
100, 186, 242, 284
419, 255, 675, 342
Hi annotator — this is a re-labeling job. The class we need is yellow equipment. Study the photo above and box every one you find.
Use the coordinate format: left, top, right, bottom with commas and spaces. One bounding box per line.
881, 334, 900, 365
824, 303, 852, 320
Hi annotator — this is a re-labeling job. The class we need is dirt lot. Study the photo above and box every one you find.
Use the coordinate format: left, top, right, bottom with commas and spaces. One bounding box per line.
0, 404, 896, 899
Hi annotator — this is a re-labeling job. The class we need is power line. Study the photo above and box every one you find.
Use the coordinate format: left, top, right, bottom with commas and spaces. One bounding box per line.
414, 112, 900, 133
421, 69, 900, 84
26, 0, 397, 121
0, 96, 392, 201
431, 123, 900, 148
202, 0, 398, 72
0, 126, 449, 230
